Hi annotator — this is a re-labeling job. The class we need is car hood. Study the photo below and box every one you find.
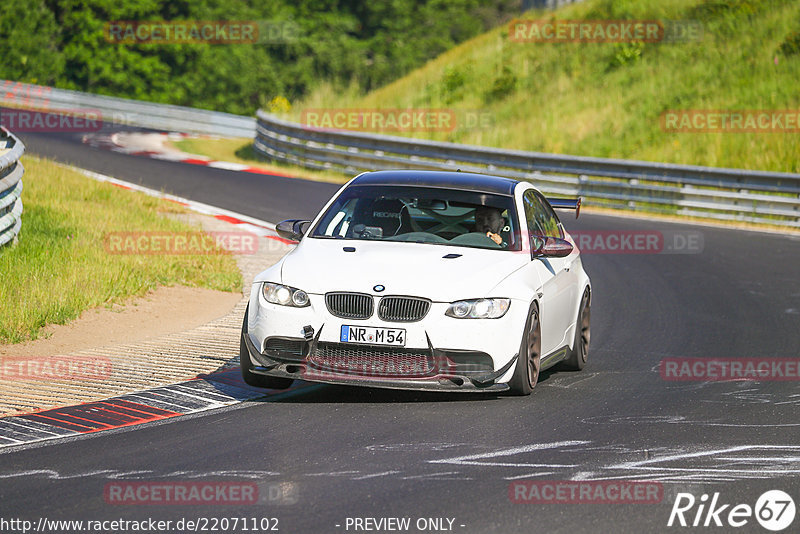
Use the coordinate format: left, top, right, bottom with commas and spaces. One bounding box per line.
269, 238, 528, 302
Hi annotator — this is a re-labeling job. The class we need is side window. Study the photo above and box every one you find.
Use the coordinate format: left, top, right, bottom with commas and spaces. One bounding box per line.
523, 190, 563, 238
523, 191, 544, 236
533, 191, 563, 238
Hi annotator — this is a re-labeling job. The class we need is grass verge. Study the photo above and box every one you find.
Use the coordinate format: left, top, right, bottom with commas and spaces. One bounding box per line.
0, 156, 242, 344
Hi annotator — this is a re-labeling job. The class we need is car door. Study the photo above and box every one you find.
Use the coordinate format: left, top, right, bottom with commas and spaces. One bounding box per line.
523, 190, 576, 356
534, 191, 581, 340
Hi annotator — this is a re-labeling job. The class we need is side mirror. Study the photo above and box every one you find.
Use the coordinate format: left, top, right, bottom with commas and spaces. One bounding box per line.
531, 235, 573, 258
276, 219, 311, 242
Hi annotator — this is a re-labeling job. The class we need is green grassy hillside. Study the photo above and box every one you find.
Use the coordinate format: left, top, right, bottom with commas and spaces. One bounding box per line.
294, 0, 800, 173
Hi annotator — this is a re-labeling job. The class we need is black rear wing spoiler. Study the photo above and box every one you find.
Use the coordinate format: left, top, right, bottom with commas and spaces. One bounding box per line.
547, 197, 582, 219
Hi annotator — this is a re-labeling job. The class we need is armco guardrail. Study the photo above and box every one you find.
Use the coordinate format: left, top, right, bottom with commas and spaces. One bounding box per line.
254, 111, 800, 228
0, 80, 255, 137
0, 127, 24, 247
1, 81, 797, 227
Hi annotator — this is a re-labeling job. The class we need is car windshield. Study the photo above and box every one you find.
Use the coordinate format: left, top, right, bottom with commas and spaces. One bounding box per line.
310, 185, 521, 251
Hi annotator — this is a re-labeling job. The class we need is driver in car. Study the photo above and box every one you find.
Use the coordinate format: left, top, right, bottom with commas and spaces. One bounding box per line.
474, 206, 507, 247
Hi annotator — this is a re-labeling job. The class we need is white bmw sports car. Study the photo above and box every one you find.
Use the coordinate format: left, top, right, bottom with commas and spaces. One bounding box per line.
241, 170, 591, 395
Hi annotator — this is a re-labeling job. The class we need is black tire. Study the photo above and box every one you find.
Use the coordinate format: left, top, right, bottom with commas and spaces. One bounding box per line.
560, 288, 590, 371
507, 302, 542, 396
240, 310, 294, 390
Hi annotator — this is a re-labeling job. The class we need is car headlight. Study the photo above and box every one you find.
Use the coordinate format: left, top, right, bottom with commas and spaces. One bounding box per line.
445, 298, 510, 319
262, 282, 310, 307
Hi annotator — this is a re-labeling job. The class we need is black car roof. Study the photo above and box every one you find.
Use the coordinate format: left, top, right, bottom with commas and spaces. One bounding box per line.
350, 170, 520, 196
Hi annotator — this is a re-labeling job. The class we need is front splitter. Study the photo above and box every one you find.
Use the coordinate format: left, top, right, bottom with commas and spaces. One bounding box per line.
250, 364, 509, 393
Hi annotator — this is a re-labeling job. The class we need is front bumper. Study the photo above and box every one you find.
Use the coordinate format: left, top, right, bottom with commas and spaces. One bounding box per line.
242, 327, 515, 393
244, 287, 529, 392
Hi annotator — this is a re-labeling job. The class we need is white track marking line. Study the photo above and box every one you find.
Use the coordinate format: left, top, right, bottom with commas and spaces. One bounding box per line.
611, 444, 800, 469
401, 472, 463, 480
503, 472, 558, 480
207, 161, 251, 171
429, 440, 589, 466
352, 470, 401, 480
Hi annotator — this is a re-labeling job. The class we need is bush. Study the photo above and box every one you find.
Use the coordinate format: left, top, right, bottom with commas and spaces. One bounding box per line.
779, 31, 800, 56
440, 66, 469, 104
484, 66, 517, 103
610, 41, 645, 70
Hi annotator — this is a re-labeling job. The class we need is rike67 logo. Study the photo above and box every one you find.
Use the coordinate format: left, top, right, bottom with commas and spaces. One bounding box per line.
668, 490, 796, 531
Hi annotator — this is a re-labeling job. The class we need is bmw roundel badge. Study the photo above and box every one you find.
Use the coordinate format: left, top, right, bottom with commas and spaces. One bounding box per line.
373, 284, 385, 292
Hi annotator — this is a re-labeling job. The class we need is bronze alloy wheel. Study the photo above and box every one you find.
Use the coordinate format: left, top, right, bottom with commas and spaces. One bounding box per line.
560, 288, 591, 371
508, 303, 542, 395
578, 290, 591, 364
526, 308, 542, 388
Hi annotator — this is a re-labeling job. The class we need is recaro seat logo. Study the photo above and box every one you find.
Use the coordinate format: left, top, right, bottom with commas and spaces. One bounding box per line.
668, 490, 796, 531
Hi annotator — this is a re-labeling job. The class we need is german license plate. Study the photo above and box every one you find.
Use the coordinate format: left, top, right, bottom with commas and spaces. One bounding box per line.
340, 325, 406, 346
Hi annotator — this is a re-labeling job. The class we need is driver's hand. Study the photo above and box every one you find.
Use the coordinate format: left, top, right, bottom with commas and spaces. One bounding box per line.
486, 231, 503, 245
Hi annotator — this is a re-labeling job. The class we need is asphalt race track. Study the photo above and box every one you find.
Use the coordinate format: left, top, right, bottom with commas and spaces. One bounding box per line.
2, 125, 799, 533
